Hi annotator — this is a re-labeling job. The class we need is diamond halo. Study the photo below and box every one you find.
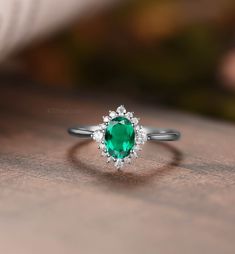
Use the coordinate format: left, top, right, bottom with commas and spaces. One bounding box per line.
92, 105, 147, 169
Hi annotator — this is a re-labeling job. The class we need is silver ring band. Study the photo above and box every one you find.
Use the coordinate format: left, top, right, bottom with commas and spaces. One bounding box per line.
68, 125, 180, 141
67, 105, 181, 169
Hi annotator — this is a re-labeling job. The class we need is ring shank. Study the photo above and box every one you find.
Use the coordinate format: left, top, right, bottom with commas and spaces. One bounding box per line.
68, 125, 180, 141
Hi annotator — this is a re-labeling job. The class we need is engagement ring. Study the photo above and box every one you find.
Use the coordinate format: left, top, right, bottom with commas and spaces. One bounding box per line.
68, 105, 181, 169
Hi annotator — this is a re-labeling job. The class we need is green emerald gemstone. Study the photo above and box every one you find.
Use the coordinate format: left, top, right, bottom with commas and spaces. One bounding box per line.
105, 116, 135, 159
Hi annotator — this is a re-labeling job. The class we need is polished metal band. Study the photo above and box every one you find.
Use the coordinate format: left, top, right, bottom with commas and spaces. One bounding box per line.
68, 125, 180, 141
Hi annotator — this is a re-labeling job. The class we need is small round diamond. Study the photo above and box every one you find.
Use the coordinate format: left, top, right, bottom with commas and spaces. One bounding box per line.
136, 127, 147, 144
117, 105, 126, 115
109, 111, 117, 118
103, 116, 110, 122
99, 123, 107, 130
132, 117, 139, 125
93, 130, 103, 142
134, 145, 141, 151
125, 112, 133, 119
98, 143, 105, 150
101, 151, 107, 157
115, 159, 124, 169
124, 157, 131, 164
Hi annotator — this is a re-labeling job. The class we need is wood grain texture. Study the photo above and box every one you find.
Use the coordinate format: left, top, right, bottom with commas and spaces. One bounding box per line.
0, 83, 235, 254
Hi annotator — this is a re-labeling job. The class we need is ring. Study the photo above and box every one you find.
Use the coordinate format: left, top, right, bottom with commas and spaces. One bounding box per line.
68, 105, 181, 169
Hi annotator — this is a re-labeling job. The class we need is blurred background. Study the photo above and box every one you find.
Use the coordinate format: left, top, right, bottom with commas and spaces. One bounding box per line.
2, 0, 235, 121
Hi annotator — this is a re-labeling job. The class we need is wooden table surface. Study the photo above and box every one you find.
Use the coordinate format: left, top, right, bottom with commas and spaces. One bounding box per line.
0, 83, 235, 254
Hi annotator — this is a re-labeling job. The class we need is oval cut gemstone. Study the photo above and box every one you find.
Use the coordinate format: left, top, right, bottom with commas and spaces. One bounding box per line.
105, 117, 135, 159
